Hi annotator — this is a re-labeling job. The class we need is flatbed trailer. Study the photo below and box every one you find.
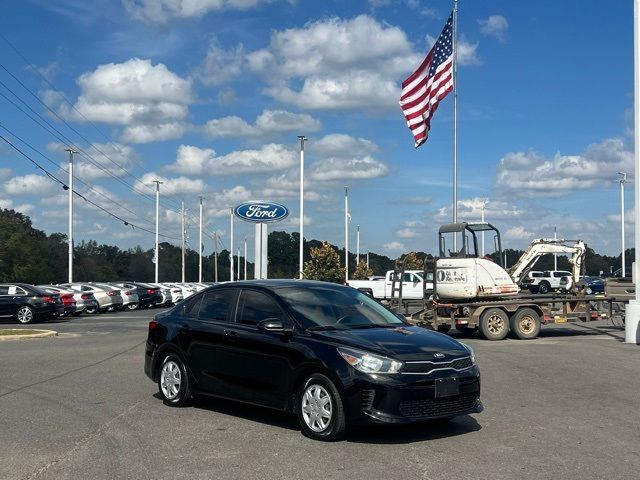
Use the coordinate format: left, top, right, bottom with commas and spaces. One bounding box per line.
402, 293, 626, 340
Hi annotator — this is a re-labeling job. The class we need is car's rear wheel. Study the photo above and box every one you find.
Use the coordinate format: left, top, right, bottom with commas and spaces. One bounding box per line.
479, 308, 509, 340
297, 373, 346, 441
15, 305, 35, 324
538, 282, 550, 294
126, 302, 139, 310
509, 308, 541, 340
158, 354, 191, 407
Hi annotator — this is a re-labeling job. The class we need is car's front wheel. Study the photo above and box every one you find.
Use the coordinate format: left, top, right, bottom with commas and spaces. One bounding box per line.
297, 374, 346, 441
158, 354, 192, 407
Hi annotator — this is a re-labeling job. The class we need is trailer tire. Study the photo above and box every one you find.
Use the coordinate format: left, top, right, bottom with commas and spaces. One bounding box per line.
509, 308, 541, 340
479, 308, 509, 340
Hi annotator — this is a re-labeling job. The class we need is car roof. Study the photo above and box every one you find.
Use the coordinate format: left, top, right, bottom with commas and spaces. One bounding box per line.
213, 279, 347, 291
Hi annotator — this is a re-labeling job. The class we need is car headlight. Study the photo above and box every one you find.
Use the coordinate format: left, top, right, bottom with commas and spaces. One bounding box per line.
461, 343, 476, 364
337, 347, 402, 374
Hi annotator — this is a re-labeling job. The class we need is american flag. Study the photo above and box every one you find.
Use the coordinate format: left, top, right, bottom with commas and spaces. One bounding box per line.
400, 12, 454, 148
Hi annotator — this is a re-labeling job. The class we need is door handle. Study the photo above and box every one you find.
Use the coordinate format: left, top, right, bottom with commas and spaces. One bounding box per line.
224, 330, 239, 338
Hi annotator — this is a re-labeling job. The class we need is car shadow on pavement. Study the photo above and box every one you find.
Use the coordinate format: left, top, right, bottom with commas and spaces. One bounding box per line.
346, 415, 481, 444
0, 317, 74, 325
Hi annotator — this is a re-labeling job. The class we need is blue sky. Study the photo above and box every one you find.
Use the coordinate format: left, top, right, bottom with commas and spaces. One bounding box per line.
0, 0, 635, 258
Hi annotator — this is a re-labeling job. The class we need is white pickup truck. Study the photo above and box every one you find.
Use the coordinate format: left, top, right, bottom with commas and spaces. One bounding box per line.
348, 270, 433, 300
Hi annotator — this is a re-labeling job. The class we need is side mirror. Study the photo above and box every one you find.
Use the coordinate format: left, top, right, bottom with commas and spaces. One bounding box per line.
258, 318, 293, 333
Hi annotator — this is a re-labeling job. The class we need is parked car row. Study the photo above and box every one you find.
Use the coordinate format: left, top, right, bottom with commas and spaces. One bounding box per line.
0, 281, 215, 324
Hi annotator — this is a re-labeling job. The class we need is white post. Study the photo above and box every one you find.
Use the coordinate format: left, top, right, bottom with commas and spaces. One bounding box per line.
626, 0, 640, 344
152, 179, 162, 283
237, 248, 241, 280
214, 232, 218, 283
554, 226, 558, 270
452, 0, 459, 250
230, 208, 234, 281
356, 225, 360, 265
345, 186, 349, 282
181, 201, 185, 283
298, 135, 307, 279
480, 202, 485, 257
199, 196, 203, 282
619, 172, 627, 277
244, 237, 247, 280
65, 148, 77, 283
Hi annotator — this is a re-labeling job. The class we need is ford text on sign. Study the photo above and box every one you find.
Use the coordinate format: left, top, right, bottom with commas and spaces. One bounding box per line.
234, 202, 289, 223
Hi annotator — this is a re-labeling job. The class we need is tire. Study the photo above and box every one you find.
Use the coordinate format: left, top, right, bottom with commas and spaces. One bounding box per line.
437, 324, 452, 334
126, 302, 139, 310
509, 308, 541, 340
15, 305, 36, 324
297, 373, 346, 441
538, 282, 550, 294
158, 354, 192, 407
479, 308, 509, 341
85, 306, 98, 314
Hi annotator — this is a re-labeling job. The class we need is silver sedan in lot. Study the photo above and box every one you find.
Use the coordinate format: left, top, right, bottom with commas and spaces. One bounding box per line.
60, 283, 123, 313
38, 285, 99, 315
93, 283, 139, 310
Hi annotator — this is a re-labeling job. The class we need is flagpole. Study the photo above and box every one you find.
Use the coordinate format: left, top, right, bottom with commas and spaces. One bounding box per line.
453, 0, 458, 231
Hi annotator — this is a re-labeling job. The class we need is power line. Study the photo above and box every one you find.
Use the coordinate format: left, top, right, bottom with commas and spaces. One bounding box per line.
0, 133, 181, 241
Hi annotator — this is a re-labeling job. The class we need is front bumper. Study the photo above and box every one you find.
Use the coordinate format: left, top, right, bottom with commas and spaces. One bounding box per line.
342, 366, 482, 425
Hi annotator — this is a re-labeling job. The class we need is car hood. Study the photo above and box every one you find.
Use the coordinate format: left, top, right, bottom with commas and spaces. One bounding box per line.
311, 325, 468, 361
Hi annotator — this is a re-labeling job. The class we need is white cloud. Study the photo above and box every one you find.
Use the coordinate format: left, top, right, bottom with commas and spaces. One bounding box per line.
478, 15, 508, 42
384, 241, 405, 252
4, 174, 60, 197
504, 226, 533, 240
311, 156, 389, 181
48, 142, 138, 181
0, 168, 11, 180
432, 197, 523, 222
496, 138, 633, 197
134, 172, 206, 196
166, 143, 297, 176
214, 185, 253, 205
62, 58, 193, 144
0, 198, 34, 214
311, 134, 378, 157
204, 109, 321, 138
247, 15, 421, 111
196, 38, 245, 85
123, 0, 278, 24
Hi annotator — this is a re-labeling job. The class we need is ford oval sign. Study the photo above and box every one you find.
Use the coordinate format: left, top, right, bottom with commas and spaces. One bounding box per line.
234, 201, 289, 223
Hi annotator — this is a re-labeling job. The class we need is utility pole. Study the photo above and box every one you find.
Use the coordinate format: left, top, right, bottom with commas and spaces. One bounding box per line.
244, 237, 247, 280
619, 172, 627, 277
554, 226, 558, 270
214, 232, 219, 283
298, 135, 307, 279
367, 252, 370, 269
356, 225, 360, 265
230, 208, 234, 281
152, 179, 163, 283
344, 186, 349, 283
65, 148, 78, 283
199, 196, 203, 282
181, 201, 186, 283
480, 199, 488, 256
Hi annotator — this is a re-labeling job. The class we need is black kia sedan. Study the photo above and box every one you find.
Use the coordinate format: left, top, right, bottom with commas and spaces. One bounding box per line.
0, 283, 65, 324
144, 280, 482, 441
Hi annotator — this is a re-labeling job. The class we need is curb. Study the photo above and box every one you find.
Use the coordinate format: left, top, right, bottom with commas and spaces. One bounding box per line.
0, 329, 58, 341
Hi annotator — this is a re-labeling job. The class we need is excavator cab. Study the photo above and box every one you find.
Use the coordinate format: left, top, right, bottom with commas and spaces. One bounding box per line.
438, 222, 505, 267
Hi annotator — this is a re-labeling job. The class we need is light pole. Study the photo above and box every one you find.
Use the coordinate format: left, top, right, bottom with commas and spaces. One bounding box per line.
356, 225, 360, 265
230, 208, 234, 281
214, 232, 218, 283
480, 199, 488, 256
554, 226, 558, 270
298, 135, 307, 279
244, 237, 247, 280
65, 148, 78, 282
181, 201, 186, 283
344, 186, 349, 283
199, 196, 203, 282
619, 172, 627, 277
152, 180, 163, 283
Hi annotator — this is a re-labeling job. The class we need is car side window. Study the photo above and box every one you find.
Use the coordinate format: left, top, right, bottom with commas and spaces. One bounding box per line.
180, 295, 203, 317
237, 290, 285, 326
0, 286, 9, 295
198, 289, 236, 323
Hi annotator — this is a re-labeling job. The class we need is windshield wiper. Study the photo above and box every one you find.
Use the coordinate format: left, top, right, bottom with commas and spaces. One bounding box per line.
347, 324, 398, 329
306, 325, 342, 331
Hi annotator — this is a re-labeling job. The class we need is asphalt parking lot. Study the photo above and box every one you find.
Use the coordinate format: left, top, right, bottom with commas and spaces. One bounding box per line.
1, 310, 639, 480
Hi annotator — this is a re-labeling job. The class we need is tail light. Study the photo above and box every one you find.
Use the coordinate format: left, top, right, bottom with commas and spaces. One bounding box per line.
148, 320, 159, 333
172, 289, 180, 293
125, 290, 135, 295
147, 289, 156, 294
42, 295, 55, 303
107, 291, 118, 296
81, 293, 90, 300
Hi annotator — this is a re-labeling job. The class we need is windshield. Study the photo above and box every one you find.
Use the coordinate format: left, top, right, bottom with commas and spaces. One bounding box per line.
278, 286, 405, 330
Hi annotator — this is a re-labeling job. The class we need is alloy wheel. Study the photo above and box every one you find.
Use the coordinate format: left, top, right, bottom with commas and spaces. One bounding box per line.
16, 307, 34, 324
160, 360, 182, 400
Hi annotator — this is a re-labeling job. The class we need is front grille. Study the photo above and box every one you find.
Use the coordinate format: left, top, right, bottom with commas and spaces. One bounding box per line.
361, 389, 375, 411
399, 393, 478, 417
402, 357, 473, 374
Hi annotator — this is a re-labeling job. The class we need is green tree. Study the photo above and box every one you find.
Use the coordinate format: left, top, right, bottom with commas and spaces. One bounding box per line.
352, 261, 373, 280
303, 241, 345, 283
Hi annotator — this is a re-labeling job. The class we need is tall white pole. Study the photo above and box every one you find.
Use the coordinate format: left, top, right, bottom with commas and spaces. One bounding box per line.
298, 135, 307, 279
65, 148, 77, 283
230, 208, 234, 281
619, 172, 627, 277
345, 186, 349, 282
214, 232, 218, 283
356, 225, 360, 264
554, 226, 558, 270
452, 0, 459, 236
626, 0, 640, 344
199, 197, 203, 282
481, 203, 485, 257
152, 179, 162, 283
181, 201, 185, 283
237, 248, 241, 280
244, 237, 247, 280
